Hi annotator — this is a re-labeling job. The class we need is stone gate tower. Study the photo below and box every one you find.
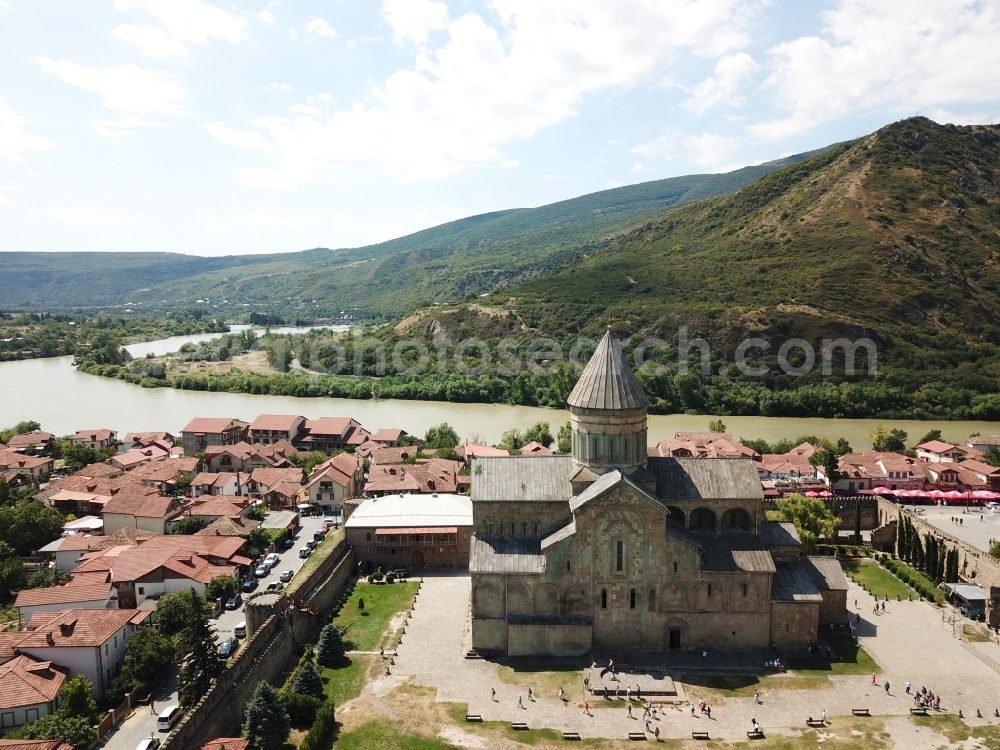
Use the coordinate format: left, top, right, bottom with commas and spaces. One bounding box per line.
567, 328, 648, 470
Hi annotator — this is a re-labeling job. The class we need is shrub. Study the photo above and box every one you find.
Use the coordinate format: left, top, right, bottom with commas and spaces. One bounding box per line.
281, 691, 322, 725
298, 700, 336, 750
385, 572, 396, 584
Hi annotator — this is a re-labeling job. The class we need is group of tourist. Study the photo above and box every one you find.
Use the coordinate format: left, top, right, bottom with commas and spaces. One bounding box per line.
909, 683, 942, 710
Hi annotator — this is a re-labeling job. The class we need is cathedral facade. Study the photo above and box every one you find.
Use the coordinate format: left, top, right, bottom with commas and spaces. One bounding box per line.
469, 330, 846, 656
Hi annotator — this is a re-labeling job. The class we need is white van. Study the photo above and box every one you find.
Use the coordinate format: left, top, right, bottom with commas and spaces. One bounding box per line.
156, 704, 181, 732
233, 621, 247, 638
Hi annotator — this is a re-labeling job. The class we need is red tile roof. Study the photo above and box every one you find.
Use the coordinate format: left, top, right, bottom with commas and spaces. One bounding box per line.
186, 497, 246, 518
0, 739, 73, 750
0, 655, 67, 709
71, 429, 116, 442
456, 442, 510, 459
369, 428, 404, 443
111, 446, 169, 469
345, 426, 371, 446
102, 494, 177, 519
74, 463, 121, 479
520, 441, 552, 456
302, 417, 357, 438
917, 440, 962, 453
181, 418, 247, 434
14, 582, 113, 609
250, 467, 303, 490
6, 431, 54, 449
199, 739, 249, 750
123, 431, 174, 445
363, 465, 420, 493
958, 459, 1000, 476
0, 450, 52, 471
249, 414, 303, 432
371, 446, 419, 465
19, 608, 138, 648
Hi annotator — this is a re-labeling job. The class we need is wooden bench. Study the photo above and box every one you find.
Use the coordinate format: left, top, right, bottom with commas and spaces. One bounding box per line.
465, 714, 482, 722
511, 722, 529, 731
806, 719, 826, 728
747, 730, 765, 739
627, 732, 647, 741
852, 708, 871, 717
692, 731, 710, 740
562, 731, 581, 741
910, 707, 928, 716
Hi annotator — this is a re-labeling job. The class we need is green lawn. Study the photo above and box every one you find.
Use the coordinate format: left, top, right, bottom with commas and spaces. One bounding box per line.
334, 721, 458, 750
681, 672, 832, 698
333, 581, 418, 651
286, 529, 345, 596
496, 665, 582, 701
842, 559, 915, 600
786, 635, 880, 675
318, 655, 370, 706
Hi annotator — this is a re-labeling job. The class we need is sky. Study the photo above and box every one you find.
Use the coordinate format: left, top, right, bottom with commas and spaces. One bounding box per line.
1, 0, 999, 256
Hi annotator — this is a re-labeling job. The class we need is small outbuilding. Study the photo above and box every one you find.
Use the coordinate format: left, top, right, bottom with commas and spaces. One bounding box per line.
345, 493, 473, 570
942, 582, 987, 621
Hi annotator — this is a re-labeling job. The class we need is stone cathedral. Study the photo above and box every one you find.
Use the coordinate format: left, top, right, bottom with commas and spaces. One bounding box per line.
469, 329, 847, 657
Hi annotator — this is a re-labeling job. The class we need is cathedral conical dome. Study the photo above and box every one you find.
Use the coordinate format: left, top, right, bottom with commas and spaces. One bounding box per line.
568, 329, 648, 470
568, 329, 649, 410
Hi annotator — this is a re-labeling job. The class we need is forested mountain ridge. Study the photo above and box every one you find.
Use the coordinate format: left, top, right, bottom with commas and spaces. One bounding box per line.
0, 146, 831, 314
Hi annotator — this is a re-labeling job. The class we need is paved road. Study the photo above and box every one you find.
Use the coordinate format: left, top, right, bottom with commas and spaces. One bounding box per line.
103, 512, 331, 750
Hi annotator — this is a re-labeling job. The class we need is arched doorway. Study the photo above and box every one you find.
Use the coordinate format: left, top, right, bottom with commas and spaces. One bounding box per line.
721, 507, 752, 531
689, 507, 717, 532
411, 549, 425, 568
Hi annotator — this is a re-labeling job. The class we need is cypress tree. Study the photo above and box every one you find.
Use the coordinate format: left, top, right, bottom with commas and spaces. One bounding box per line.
925, 536, 936, 577
243, 681, 290, 750
854, 498, 862, 543
290, 659, 325, 700
177, 590, 223, 709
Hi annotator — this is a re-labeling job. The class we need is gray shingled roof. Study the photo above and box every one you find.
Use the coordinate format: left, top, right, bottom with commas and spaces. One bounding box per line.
758, 521, 801, 548
470, 535, 546, 574
567, 329, 649, 411
470, 456, 576, 502
647, 457, 764, 500
772, 558, 823, 602
805, 556, 849, 591
567, 469, 663, 513
700, 536, 776, 572
541, 519, 576, 549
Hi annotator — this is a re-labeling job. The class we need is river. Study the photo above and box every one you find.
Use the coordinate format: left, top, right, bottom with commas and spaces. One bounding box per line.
0, 330, 997, 447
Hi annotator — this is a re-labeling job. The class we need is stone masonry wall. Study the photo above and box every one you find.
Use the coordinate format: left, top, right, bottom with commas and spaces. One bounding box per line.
875, 497, 1000, 626
160, 538, 356, 749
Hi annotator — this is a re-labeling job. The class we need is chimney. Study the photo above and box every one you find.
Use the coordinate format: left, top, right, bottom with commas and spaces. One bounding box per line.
45, 632, 54, 645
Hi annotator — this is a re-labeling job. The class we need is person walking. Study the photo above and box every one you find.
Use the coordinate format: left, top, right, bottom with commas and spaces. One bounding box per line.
821, 709, 826, 723
518, 696, 524, 709
654, 726, 660, 741
872, 672, 877, 685
559, 687, 564, 702
690, 703, 696, 717
753, 689, 761, 704
905, 680, 911, 694
627, 704, 633, 719
702, 649, 708, 661
885, 681, 891, 694
491, 688, 496, 701
584, 702, 591, 716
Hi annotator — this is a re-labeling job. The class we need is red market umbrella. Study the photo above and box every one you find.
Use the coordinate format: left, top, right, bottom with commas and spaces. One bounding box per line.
943, 490, 963, 499
818, 490, 833, 497
804, 491, 819, 497
927, 489, 946, 499
872, 486, 894, 494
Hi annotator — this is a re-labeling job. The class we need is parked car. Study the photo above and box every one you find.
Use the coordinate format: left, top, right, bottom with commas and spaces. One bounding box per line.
306, 539, 318, 550
225, 593, 242, 610
254, 564, 270, 578
136, 739, 161, 750
279, 569, 294, 583
265, 581, 283, 593
313, 530, 327, 542
241, 578, 258, 593
156, 704, 182, 732
281, 537, 295, 549
263, 553, 280, 568
298, 547, 312, 559
233, 621, 246, 638
218, 637, 238, 658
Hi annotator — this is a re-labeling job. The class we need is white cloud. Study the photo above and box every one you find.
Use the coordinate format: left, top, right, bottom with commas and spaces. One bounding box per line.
304, 17, 337, 39
685, 52, 759, 114
92, 116, 168, 138
205, 211, 320, 231
202, 122, 272, 151
0, 98, 54, 161
113, 0, 248, 45
926, 108, 1000, 126
0, 1, 10, 12
257, 10, 276, 26
751, 0, 1000, 139
631, 129, 744, 172
381, 0, 449, 45
44, 207, 139, 226
111, 23, 188, 59
207, 0, 764, 188
31, 57, 187, 116
260, 82, 292, 92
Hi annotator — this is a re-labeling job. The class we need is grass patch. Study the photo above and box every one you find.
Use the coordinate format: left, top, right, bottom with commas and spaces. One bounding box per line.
333, 581, 418, 651
842, 558, 914, 600
911, 713, 1000, 747
786, 635, 880, 675
334, 721, 459, 750
681, 672, 832, 700
963, 623, 992, 643
496, 665, 582, 700
286, 528, 344, 595
318, 655, 370, 706
443, 702, 612, 747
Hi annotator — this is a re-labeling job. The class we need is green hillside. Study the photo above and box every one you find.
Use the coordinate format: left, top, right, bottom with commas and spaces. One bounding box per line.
0, 147, 829, 314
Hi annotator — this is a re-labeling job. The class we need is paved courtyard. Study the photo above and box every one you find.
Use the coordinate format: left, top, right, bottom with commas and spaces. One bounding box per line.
387, 572, 1000, 744
906, 504, 1000, 553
